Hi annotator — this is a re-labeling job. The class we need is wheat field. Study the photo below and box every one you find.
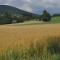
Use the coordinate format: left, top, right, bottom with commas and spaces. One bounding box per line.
0, 24, 60, 52
0, 24, 60, 60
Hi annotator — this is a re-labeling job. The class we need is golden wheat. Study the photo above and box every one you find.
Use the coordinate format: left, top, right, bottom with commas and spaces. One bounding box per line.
0, 24, 60, 53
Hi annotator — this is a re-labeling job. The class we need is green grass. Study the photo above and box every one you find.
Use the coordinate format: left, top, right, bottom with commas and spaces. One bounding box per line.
50, 16, 60, 23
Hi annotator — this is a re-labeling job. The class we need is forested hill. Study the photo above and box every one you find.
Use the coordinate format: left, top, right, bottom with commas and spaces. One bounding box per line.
0, 5, 38, 17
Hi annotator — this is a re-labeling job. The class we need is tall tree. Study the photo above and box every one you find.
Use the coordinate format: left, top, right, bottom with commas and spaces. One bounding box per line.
3, 12, 12, 23
42, 10, 51, 22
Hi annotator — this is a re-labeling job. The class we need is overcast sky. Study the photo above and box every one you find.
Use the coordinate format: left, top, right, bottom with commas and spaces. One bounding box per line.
0, 0, 60, 13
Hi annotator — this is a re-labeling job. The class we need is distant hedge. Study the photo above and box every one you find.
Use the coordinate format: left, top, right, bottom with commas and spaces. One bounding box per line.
0, 18, 12, 24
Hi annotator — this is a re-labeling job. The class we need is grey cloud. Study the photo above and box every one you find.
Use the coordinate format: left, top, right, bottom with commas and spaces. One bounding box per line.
32, 0, 60, 8
0, 0, 32, 12
0, 0, 60, 12
10, 0, 32, 12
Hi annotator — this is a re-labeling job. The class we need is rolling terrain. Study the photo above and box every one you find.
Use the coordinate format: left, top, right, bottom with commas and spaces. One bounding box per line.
0, 5, 38, 17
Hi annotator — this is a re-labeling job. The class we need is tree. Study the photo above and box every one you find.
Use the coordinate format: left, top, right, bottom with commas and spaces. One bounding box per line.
16, 16, 24, 23
3, 12, 12, 24
42, 10, 51, 22
39, 15, 42, 21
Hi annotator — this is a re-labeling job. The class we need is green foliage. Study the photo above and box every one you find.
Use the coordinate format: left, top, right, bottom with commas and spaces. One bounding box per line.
17, 19, 24, 23
53, 14, 60, 17
16, 17, 24, 23
0, 11, 13, 24
0, 18, 12, 24
42, 10, 51, 22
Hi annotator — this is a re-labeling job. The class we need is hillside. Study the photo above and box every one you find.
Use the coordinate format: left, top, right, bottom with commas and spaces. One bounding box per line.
0, 5, 40, 24
0, 5, 38, 17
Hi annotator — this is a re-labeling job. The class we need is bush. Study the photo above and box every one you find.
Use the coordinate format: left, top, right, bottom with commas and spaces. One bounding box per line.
17, 19, 24, 23
0, 18, 12, 24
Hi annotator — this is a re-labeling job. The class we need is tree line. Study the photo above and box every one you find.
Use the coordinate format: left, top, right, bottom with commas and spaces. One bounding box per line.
0, 10, 52, 24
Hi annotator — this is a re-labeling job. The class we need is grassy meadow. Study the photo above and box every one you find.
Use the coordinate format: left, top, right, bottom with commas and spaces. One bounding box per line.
0, 23, 60, 60
50, 16, 60, 23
